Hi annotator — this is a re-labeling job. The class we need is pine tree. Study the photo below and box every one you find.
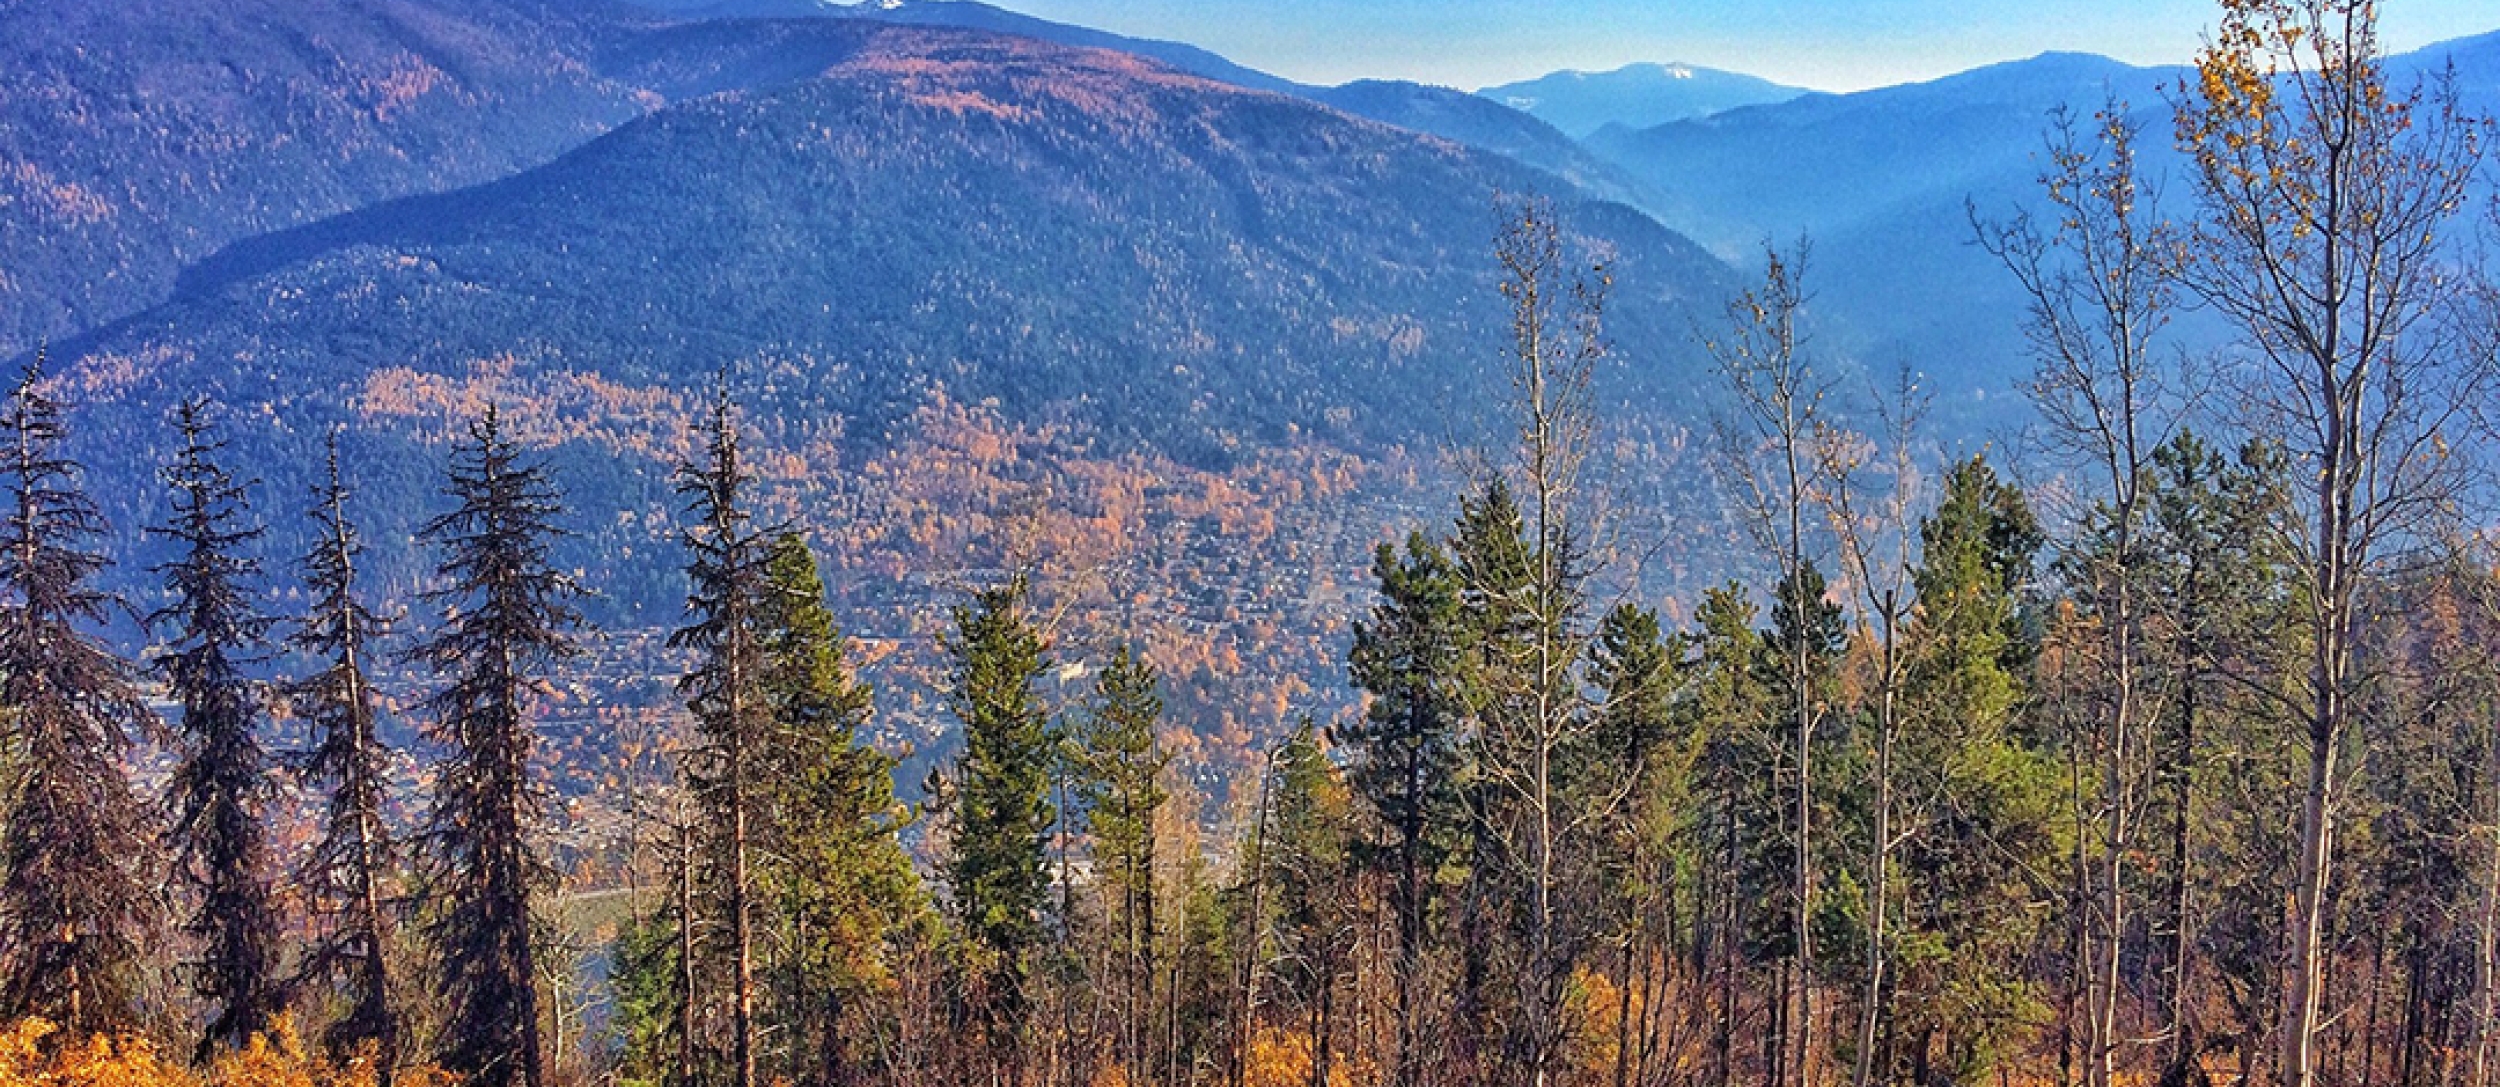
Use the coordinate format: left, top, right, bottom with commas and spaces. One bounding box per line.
286, 430, 402, 1081
150, 398, 286, 1062
1686, 582, 1786, 1087
757, 532, 922, 1087
1760, 557, 1843, 1085
406, 405, 582, 1087
1073, 645, 1171, 1087
2141, 432, 2295, 1084
1340, 531, 1466, 1087
608, 908, 685, 1087
1448, 479, 1534, 1083
0, 352, 161, 1038
1586, 602, 1686, 1087
1891, 456, 2057, 1081
943, 575, 1054, 1082
671, 394, 773, 1087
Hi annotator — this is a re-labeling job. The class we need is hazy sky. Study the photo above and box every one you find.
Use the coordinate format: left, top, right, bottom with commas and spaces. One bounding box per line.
981, 0, 2499, 92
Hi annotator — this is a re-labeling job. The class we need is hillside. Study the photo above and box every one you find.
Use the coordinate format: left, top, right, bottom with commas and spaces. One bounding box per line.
48, 23, 1738, 788
0, 0, 668, 355
0, 0, 1687, 369
685, 0, 1679, 213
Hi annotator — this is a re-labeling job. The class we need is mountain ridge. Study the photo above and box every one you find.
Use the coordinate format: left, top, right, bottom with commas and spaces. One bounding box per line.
1480, 61, 1807, 137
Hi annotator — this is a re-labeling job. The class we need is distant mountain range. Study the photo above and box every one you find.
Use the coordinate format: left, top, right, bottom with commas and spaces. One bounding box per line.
1479, 62, 1807, 138
1577, 35, 2499, 423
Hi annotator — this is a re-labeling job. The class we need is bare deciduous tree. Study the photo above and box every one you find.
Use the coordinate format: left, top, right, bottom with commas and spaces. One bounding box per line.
1705, 241, 1829, 1087
2174, 5, 2490, 1085
1976, 98, 2183, 1087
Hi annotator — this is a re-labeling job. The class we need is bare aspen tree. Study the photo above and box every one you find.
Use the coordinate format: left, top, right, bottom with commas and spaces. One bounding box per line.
1465, 193, 1614, 1087
1813, 369, 1927, 1087
1705, 242, 1829, 1087
1976, 99, 2182, 1087
2174, 5, 2489, 1086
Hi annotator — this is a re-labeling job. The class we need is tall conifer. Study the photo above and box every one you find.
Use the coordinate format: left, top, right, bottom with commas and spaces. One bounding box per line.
287, 430, 402, 1081
0, 351, 159, 1038
672, 392, 773, 1087
758, 532, 920, 1087
150, 398, 285, 1061
1341, 531, 1466, 1087
943, 576, 1054, 1081
408, 406, 582, 1087
1074, 646, 1170, 1086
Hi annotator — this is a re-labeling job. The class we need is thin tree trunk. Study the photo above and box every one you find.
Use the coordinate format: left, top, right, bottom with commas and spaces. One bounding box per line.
731, 684, 758, 1087
2165, 613, 2202, 1086
678, 818, 699, 1087
1786, 429, 1817, 1087
1855, 622, 1896, 1087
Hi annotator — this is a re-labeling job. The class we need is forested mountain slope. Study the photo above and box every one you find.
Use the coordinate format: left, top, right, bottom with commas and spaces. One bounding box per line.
0, 0, 664, 354
0, 0, 1664, 357
44, 22, 1737, 785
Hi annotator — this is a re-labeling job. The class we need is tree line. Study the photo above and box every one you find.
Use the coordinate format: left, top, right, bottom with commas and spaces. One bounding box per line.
0, 3, 2497, 1087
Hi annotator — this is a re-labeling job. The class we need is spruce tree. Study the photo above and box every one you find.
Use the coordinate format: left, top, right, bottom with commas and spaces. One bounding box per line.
1073, 645, 1170, 1086
286, 430, 402, 1081
671, 394, 773, 1087
1447, 478, 1534, 1079
1340, 531, 1466, 1087
150, 398, 285, 1061
758, 532, 920, 1087
942, 575, 1054, 1080
407, 405, 582, 1087
0, 352, 160, 1038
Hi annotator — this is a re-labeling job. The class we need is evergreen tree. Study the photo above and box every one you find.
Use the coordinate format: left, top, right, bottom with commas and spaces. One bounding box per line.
1339, 531, 1467, 1087
758, 532, 923, 1087
943, 575, 1055, 1082
406, 405, 583, 1087
149, 398, 285, 1062
1073, 645, 1171, 1087
609, 909, 685, 1087
1689, 584, 1780, 1087
1447, 477, 1536, 1081
1890, 455, 2058, 1081
671, 394, 774, 1087
1586, 602, 1688, 1087
286, 430, 402, 1081
1759, 558, 1843, 1085
2142, 433, 2297, 1083
1246, 720, 1356, 1087
0, 352, 160, 1038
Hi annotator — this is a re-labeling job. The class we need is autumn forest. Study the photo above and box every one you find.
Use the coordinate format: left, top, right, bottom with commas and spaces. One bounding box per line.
5, 3, 2500, 1087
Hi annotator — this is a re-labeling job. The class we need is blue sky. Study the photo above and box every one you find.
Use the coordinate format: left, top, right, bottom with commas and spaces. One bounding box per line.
983, 0, 2498, 91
